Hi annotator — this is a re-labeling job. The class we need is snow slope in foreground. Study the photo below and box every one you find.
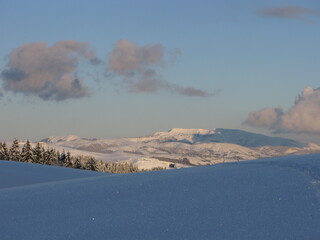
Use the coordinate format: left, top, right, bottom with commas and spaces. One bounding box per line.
1, 154, 320, 240
0, 161, 105, 189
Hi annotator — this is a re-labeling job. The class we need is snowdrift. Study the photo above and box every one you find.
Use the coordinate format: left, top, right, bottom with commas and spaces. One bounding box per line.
1, 154, 320, 240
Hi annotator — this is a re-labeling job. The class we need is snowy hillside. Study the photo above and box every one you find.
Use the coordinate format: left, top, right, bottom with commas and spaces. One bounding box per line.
38, 128, 320, 169
1, 154, 320, 240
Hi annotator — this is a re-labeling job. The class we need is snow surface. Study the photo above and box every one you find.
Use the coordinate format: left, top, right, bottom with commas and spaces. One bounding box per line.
0, 161, 105, 189
1, 154, 320, 240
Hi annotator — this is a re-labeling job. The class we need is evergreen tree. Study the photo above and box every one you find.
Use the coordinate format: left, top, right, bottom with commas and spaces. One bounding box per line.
9, 138, 21, 161
95, 160, 107, 172
56, 150, 61, 165
33, 143, 43, 164
85, 157, 97, 171
1, 142, 10, 160
59, 150, 66, 166
64, 151, 72, 168
73, 157, 82, 169
0, 142, 3, 160
21, 140, 34, 163
42, 148, 51, 165
41, 146, 46, 164
48, 148, 58, 165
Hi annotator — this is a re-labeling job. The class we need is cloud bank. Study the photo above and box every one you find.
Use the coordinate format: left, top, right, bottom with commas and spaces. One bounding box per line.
1, 41, 98, 101
257, 5, 318, 21
244, 86, 320, 134
108, 39, 211, 97
1, 39, 211, 101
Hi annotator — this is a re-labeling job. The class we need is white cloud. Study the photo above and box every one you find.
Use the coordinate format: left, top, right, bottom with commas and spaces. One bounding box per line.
244, 86, 320, 134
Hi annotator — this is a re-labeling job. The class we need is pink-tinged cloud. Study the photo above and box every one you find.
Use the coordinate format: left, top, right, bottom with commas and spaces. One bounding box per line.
109, 39, 163, 75
244, 86, 320, 134
108, 39, 211, 97
257, 5, 318, 21
1, 41, 98, 101
244, 107, 284, 129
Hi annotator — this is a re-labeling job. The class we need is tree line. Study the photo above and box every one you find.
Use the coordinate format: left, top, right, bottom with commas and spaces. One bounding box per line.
0, 139, 164, 173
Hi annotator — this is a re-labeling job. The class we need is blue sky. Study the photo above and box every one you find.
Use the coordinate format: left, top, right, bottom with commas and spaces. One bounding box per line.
0, 0, 319, 142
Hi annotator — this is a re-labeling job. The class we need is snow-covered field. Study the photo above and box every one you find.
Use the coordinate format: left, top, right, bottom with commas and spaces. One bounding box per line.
1, 154, 320, 239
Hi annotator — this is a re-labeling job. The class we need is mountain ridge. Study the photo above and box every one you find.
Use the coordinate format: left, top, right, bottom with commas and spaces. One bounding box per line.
42, 128, 306, 148
37, 128, 320, 170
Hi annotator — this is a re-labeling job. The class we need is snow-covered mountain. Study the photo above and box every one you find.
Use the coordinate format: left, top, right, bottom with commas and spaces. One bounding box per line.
1, 154, 320, 240
38, 128, 320, 169
142, 128, 305, 147
44, 128, 304, 147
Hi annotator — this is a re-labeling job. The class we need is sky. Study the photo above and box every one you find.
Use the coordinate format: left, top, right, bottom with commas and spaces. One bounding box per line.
0, 0, 319, 143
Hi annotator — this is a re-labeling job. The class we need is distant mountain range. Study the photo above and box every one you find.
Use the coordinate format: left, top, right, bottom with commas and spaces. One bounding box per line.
41, 128, 320, 169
